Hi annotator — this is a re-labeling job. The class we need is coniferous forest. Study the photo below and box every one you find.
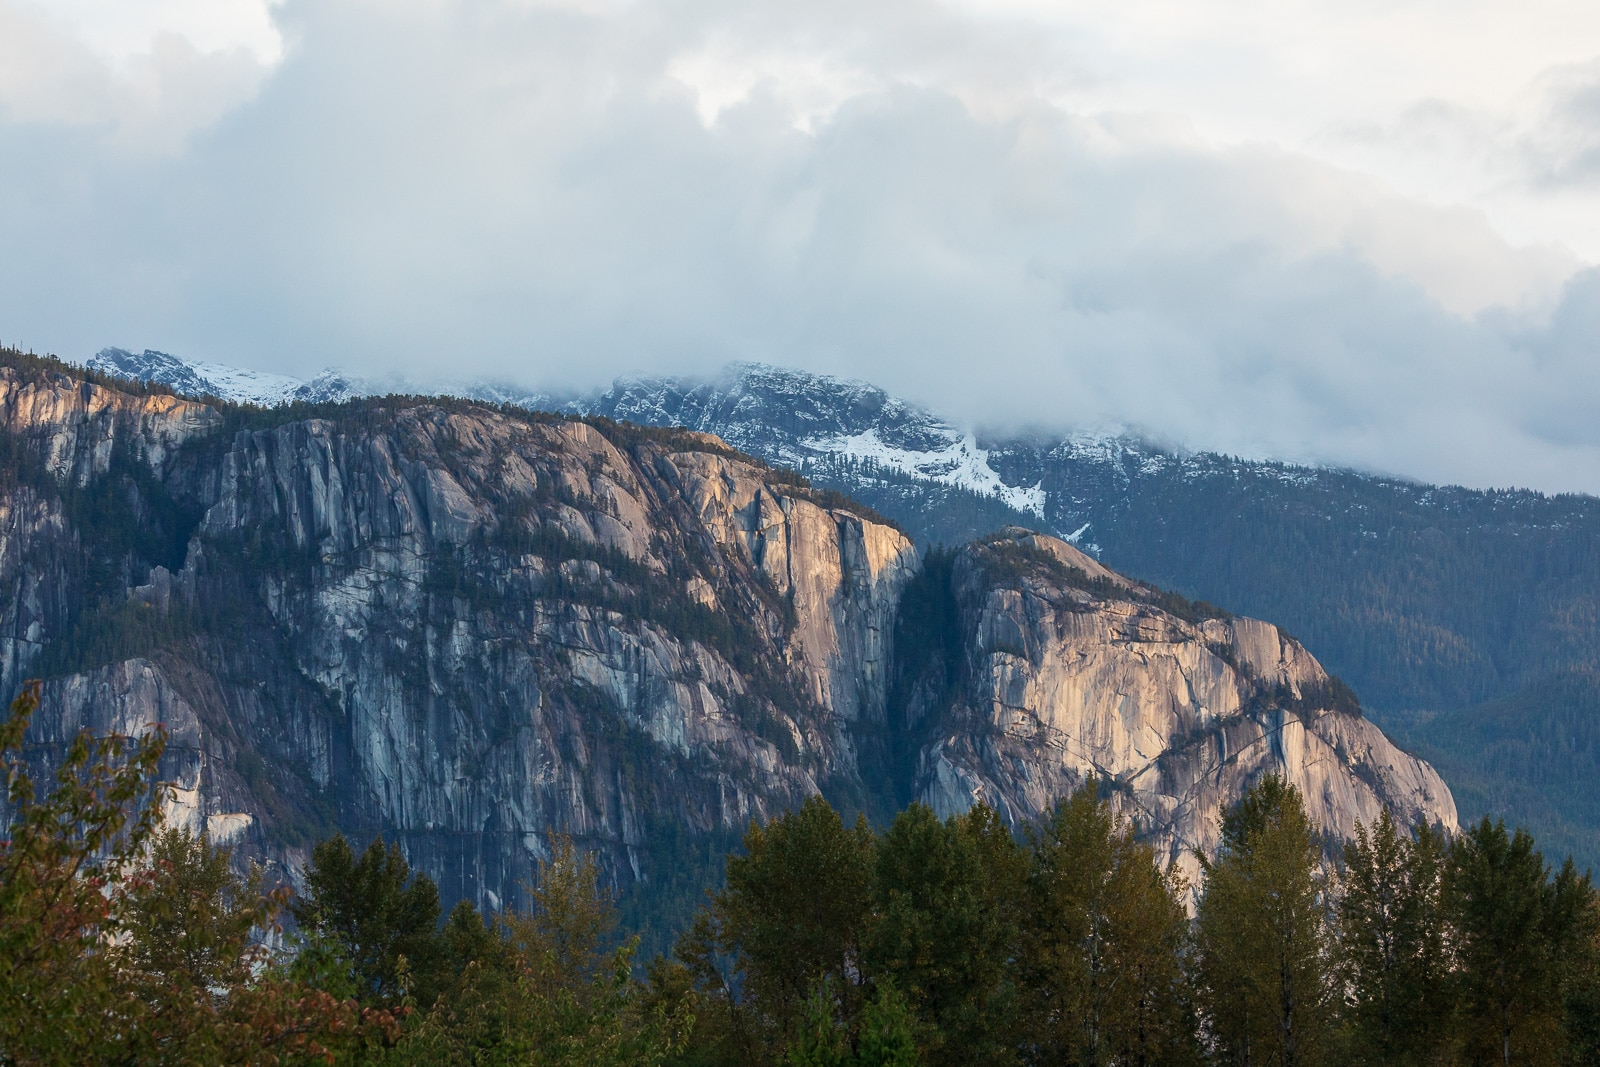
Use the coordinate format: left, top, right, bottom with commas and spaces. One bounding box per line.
4, 674, 1600, 1067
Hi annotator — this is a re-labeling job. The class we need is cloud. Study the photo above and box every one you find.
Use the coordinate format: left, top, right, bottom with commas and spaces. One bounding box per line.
0, 0, 1597, 494
1521, 59, 1600, 189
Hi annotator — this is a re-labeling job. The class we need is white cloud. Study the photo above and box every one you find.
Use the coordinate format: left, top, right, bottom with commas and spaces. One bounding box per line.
0, 1, 274, 152
0, 0, 1598, 494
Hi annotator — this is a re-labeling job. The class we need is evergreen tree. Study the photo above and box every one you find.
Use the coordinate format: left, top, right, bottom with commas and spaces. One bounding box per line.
790, 977, 851, 1067
787, 977, 920, 1067
1194, 776, 1334, 1067
857, 980, 921, 1067
1020, 779, 1195, 1067
1446, 817, 1568, 1067
685, 795, 875, 1058
291, 833, 447, 1007
1551, 859, 1600, 1065
1336, 811, 1453, 1065
866, 802, 1023, 1065
384, 836, 688, 1066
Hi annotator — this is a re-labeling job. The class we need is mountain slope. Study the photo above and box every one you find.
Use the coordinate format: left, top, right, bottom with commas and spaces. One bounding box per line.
76, 348, 1600, 865
898, 529, 1453, 885
0, 349, 1452, 938
569, 365, 1600, 868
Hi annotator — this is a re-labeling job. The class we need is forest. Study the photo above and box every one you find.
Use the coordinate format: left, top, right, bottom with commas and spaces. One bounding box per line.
4, 669, 1600, 1067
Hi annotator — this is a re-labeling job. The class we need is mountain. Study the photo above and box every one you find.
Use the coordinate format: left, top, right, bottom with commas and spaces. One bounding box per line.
563, 366, 1600, 871
71, 348, 1600, 868
87, 348, 363, 406
0, 348, 1451, 943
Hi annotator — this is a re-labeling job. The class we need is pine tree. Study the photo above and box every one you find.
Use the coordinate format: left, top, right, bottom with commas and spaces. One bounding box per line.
1193, 776, 1335, 1067
1336, 811, 1453, 1065
1019, 779, 1196, 1067
857, 980, 921, 1067
1446, 817, 1565, 1067
866, 802, 1023, 1065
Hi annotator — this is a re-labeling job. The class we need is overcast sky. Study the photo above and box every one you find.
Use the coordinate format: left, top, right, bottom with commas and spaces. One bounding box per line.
3, 0, 1599, 493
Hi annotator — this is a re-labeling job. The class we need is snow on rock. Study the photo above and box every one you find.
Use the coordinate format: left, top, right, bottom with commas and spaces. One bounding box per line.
87, 348, 361, 405
807, 427, 1047, 518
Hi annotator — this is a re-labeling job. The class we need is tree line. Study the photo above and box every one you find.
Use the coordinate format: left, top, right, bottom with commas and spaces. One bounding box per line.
4, 679, 1599, 1066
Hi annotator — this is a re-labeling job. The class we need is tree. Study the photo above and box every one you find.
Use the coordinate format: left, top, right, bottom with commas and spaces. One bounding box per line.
865, 802, 1023, 1065
0, 680, 166, 1062
388, 836, 689, 1066
1552, 860, 1600, 1065
1446, 817, 1569, 1067
291, 833, 447, 1008
0, 682, 374, 1064
693, 796, 876, 1057
787, 977, 920, 1067
856, 980, 920, 1067
790, 977, 851, 1067
1336, 811, 1453, 1066
116, 826, 376, 1063
1019, 780, 1195, 1067
1193, 776, 1335, 1067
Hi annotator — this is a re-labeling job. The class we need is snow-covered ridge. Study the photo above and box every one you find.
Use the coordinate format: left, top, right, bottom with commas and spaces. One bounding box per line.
87, 348, 362, 406
78, 345, 1162, 536
809, 428, 1047, 518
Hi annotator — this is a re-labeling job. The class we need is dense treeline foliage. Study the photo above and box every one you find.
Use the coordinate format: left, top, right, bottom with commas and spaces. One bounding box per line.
8, 682, 1600, 1065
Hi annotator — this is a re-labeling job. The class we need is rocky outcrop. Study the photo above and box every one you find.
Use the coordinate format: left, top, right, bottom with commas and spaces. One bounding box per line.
909, 529, 1457, 883
0, 357, 1455, 921
0, 361, 918, 908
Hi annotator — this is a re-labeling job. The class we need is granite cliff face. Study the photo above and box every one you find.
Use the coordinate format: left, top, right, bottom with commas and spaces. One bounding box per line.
904, 530, 1456, 883
0, 356, 1455, 919
0, 361, 917, 907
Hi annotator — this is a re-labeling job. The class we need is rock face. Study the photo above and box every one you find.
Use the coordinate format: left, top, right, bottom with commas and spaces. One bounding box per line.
905, 530, 1456, 883
0, 357, 1454, 920
0, 361, 917, 906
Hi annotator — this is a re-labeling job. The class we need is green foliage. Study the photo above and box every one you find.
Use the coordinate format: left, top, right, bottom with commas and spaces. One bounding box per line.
0, 682, 379, 1063
1194, 775, 1336, 1067
788, 977, 852, 1067
380, 837, 690, 1067
292, 834, 448, 1009
1393, 670, 1600, 872
693, 796, 877, 1057
1444, 818, 1576, 1066
783, 977, 920, 1067
10, 687, 1600, 1067
855, 981, 920, 1067
0, 681, 168, 1061
1336, 811, 1453, 1066
1019, 780, 1197, 1067
866, 803, 1023, 1066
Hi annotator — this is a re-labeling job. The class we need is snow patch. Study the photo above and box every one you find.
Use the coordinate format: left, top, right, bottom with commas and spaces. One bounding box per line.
806, 428, 1047, 518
